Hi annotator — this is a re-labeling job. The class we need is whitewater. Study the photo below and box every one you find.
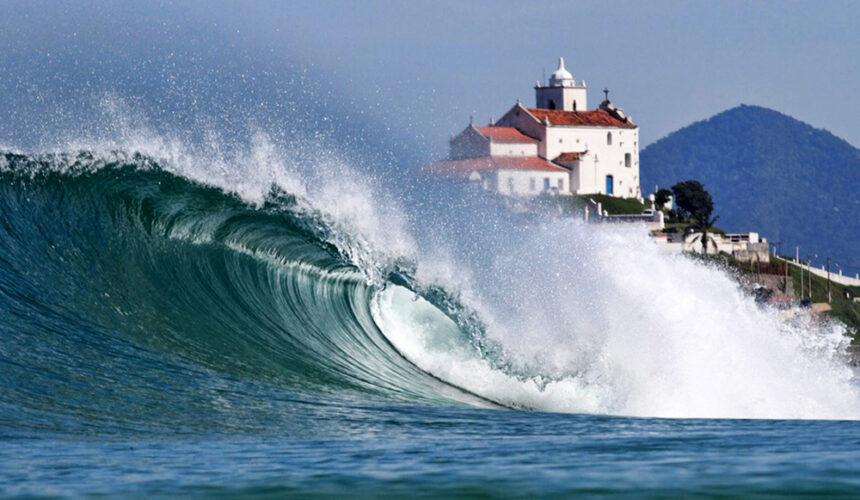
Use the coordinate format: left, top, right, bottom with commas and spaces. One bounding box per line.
2, 119, 860, 497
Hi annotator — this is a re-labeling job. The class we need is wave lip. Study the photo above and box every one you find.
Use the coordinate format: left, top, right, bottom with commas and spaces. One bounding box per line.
0, 151, 486, 434
2, 148, 860, 425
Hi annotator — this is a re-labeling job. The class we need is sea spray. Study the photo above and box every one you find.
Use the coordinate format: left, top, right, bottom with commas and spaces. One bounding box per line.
375, 212, 860, 419
2, 103, 859, 420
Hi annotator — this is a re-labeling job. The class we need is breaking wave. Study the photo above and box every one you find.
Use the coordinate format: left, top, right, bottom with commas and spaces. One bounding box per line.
1, 144, 859, 431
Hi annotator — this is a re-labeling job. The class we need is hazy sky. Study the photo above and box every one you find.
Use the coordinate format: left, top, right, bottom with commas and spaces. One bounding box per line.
2, 1, 859, 155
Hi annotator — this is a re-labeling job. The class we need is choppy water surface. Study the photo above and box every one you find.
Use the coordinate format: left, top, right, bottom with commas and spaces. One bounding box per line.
1, 150, 859, 498
5, 410, 860, 498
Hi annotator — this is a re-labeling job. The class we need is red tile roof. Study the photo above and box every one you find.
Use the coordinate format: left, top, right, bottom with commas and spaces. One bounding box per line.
554, 152, 585, 162
526, 108, 637, 128
475, 126, 539, 143
427, 156, 568, 178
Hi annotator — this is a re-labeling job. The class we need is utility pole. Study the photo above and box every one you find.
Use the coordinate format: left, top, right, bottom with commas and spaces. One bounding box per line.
800, 257, 805, 299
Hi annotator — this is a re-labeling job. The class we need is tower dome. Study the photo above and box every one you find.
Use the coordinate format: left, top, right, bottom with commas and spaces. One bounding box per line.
549, 57, 574, 87
534, 57, 587, 111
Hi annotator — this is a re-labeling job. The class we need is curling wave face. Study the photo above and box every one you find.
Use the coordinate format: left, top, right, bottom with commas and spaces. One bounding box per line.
1, 149, 859, 433
0, 151, 499, 436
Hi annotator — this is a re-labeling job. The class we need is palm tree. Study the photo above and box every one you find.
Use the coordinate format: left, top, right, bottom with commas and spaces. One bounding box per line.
695, 215, 720, 255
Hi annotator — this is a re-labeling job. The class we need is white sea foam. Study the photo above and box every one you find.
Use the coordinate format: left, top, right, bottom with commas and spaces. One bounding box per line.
48, 94, 417, 284
374, 217, 860, 420
20, 94, 860, 420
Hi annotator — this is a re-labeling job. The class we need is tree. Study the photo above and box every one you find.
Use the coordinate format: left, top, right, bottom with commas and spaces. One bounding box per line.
671, 180, 720, 255
653, 188, 672, 210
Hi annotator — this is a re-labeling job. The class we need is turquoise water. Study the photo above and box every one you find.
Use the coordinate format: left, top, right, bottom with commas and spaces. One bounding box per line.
2, 151, 860, 498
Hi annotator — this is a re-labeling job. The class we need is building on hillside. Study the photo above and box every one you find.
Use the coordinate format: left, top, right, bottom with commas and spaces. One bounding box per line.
653, 231, 771, 262
429, 58, 641, 199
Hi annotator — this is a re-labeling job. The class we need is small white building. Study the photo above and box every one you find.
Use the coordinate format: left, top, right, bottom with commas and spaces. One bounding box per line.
429, 58, 641, 199
654, 231, 770, 262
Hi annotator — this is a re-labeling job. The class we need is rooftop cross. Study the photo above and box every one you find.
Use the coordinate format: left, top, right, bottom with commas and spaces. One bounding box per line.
603, 88, 610, 101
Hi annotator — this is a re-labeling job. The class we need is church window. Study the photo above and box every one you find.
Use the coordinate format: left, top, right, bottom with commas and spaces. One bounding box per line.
543, 178, 550, 191
605, 175, 614, 195
558, 178, 564, 191
625, 153, 631, 167
548, 100, 556, 110
529, 178, 536, 191
606, 132, 613, 145
573, 102, 577, 112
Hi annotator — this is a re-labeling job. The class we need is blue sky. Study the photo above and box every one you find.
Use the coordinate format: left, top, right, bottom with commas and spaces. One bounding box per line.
2, 1, 858, 155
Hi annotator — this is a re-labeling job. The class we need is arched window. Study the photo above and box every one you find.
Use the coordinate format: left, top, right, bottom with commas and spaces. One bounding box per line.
548, 100, 556, 110
572, 101, 577, 112
605, 175, 614, 195
606, 132, 613, 145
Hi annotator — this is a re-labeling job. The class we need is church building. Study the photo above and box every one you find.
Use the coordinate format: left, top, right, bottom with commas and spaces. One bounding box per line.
430, 58, 641, 199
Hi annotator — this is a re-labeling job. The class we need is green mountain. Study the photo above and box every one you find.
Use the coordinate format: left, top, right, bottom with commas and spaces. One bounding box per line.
641, 105, 860, 275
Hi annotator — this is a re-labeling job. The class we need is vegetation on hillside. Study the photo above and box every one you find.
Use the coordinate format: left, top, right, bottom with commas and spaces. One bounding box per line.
530, 193, 648, 216
697, 252, 860, 343
641, 104, 860, 273
787, 264, 860, 340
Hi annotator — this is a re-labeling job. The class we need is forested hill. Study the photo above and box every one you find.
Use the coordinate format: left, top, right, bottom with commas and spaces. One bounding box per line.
641, 104, 860, 274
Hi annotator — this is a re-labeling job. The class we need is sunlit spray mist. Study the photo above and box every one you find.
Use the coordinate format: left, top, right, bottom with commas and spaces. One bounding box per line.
9, 94, 860, 421
375, 202, 860, 420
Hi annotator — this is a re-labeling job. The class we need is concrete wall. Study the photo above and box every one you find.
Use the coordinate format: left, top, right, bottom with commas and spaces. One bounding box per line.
489, 142, 539, 157
494, 169, 570, 197
783, 258, 860, 287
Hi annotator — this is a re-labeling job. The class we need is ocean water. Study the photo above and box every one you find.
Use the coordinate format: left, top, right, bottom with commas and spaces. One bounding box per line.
1, 142, 860, 498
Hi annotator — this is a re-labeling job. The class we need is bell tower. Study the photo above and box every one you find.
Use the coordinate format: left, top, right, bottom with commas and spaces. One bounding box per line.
534, 57, 588, 112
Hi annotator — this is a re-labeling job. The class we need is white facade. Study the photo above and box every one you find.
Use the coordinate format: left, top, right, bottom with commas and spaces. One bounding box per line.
493, 169, 569, 197
493, 102, 641, 198
490, 142, 539, 157
654, 231, 770, 262
439, 57, 641, 199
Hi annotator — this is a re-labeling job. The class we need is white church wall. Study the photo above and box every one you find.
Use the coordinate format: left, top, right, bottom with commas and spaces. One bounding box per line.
545, 126, 639, 197
495, 169, 570, 197
489, 142, 539, 157
535, 86, 587, 112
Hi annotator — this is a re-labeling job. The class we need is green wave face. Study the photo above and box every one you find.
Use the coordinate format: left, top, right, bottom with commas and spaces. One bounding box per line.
0, 151, 492, 436
3, 149, 860, 430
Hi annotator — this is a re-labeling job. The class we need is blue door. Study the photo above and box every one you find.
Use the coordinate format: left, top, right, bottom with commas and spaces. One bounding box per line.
606, 175, 614, 195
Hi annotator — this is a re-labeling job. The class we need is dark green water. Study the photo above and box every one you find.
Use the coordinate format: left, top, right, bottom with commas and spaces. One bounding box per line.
2, 151, 860, 498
